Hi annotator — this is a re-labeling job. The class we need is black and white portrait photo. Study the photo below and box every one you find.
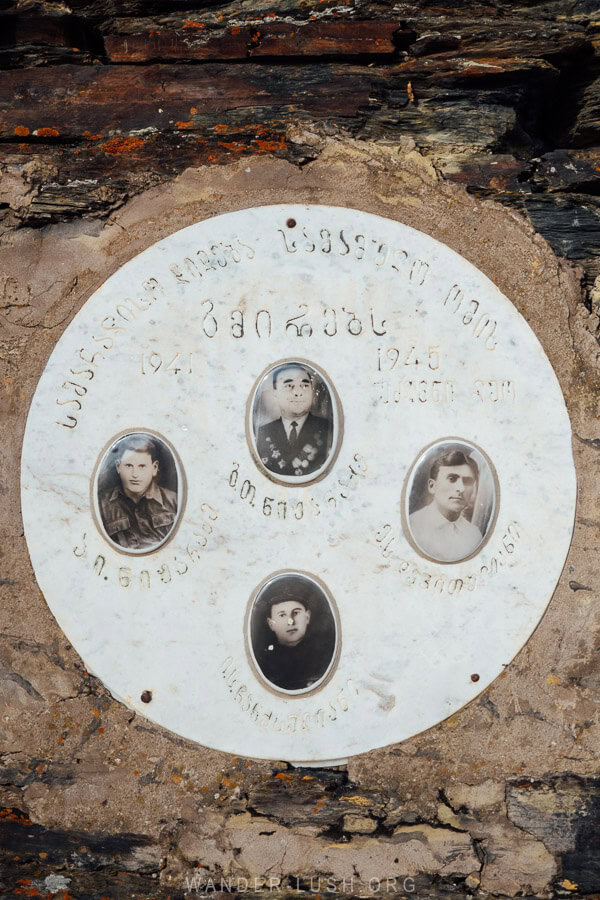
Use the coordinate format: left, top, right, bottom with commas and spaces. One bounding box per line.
95, 432, 183, 554
249, 361, 340, 484
404, 440, 497, 564
248, 572, 339, 694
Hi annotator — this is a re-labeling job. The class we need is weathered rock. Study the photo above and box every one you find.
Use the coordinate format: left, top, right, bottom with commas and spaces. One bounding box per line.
507, 775, 600, 893
247, 770, 387, 827
342, 813, 378, 833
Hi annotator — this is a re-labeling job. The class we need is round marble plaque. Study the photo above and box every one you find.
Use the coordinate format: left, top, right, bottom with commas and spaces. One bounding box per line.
21, 205, 576, 762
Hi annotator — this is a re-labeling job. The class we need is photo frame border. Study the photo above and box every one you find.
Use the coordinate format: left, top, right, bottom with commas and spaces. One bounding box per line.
401, 436, 501, 566
246, 357, 344, 487
244, 569, 342, 699
90, 426, 187, 558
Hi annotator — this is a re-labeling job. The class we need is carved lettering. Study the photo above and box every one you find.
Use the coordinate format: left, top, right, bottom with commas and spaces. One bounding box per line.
376, 521, 522, 595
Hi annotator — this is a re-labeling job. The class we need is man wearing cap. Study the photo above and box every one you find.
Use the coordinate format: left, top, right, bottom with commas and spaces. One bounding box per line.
256, 363, 331, 477
257, 594, 334, 692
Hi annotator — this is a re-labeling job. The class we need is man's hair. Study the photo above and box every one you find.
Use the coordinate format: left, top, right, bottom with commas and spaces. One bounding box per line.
115, 434, 159, 464
267, 595, 309, 620
272, 363, 312, 390
429, 449, 478, 481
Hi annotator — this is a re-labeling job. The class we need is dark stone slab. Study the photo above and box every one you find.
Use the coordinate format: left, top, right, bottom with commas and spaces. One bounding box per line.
507, 775, 600, 893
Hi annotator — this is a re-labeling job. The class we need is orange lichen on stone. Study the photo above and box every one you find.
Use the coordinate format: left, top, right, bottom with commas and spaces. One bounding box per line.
255, 137, 286, 152
171, 773, 183, 784
1, 809, 32, 825
231, 26, 241, 34
274, 772, 294, 781
34, 127, 59, 137
213, 124, 229, 133
83, 131, 102, 140
14, 125, 30, 137
183, 20, 206, 29
218, 140, 245, 153
190, 106, 198, 114
14, 889, 41, 897
103, 137, 144, 155
176, 121, 194, 130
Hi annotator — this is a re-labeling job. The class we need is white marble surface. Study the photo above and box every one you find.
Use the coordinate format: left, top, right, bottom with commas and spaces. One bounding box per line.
21, 205, 576, 762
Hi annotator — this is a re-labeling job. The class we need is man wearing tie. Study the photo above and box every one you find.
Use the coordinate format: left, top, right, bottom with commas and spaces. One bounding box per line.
255, 363, 332, 478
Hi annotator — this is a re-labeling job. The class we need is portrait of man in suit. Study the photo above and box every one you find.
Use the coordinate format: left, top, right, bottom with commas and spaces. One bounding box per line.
253, 362, 334, 479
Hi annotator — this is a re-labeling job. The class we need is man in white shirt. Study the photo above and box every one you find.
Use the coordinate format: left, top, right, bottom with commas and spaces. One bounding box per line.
409, 449, 483, 563
255, 363, 331, 477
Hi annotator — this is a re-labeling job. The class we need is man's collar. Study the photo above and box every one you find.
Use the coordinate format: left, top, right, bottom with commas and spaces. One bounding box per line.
426, 502, 465, 530
281, 413, 309, 429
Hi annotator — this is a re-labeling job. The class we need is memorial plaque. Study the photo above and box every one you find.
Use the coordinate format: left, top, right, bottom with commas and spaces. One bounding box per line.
21, 204, 576, 763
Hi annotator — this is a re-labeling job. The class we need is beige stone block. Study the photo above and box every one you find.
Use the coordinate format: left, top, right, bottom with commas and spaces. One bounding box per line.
343, 814, 377, 834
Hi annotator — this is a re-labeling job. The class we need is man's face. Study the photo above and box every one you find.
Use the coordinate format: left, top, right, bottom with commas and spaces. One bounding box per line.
116, 449, 158, 499
267, 600, 311, 647
274, 366, 314, 419
428, 463, 476, 521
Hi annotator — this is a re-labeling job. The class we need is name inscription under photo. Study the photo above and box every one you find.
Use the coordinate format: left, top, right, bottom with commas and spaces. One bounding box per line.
22, 204, 575, 762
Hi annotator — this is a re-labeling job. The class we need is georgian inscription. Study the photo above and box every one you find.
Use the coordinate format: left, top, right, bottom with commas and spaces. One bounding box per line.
374, 378, 516, 405
55, 224, 504, 431
168, 238, 256, 284
374, 521, 522, 595
438, 285, 498, 351
222, 656, 359, 733
55, 277, 164, 429
277, 225, 430, 289
474, 379, 516, 402
229, 454, 367, 518
375, 378, 455, 405
73, 503, 218, 588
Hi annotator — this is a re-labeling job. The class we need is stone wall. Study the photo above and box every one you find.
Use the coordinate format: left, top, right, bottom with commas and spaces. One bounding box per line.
1, 2, 600, 898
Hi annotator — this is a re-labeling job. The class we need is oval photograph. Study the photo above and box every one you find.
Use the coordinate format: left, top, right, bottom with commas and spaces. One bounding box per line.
404, 439, 498, 564
249, 360, 341, 485
94, 431, 183, 555
248, 572, 339, 696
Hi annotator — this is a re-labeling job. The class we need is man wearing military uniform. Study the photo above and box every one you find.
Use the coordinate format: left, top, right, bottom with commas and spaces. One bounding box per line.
98, 435, 177, 551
